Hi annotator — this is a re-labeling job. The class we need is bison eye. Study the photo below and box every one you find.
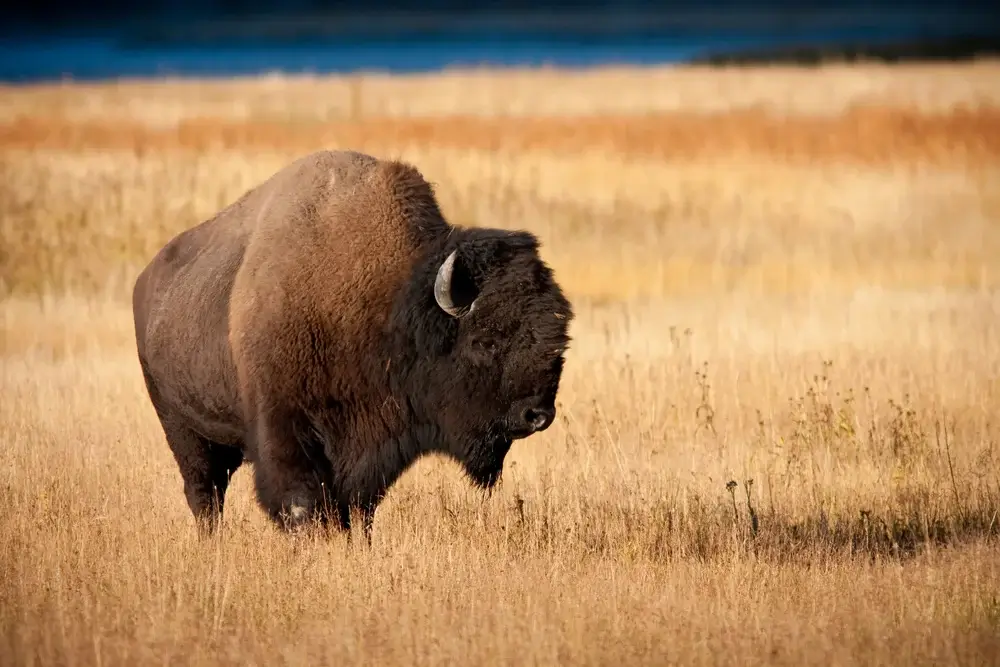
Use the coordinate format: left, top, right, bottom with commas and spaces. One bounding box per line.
472, 337, 497, 353
466, 336, 499, 362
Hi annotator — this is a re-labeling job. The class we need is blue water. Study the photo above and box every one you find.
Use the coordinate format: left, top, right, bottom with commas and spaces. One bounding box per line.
0, 38, 744, 82
0, 19, 994, 83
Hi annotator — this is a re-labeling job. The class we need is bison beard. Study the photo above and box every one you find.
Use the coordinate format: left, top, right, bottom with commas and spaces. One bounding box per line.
462, 425, 514, 491
132, 150, 573, 542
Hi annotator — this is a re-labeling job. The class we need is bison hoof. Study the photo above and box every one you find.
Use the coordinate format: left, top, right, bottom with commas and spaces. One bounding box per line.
277, 502, 318, 532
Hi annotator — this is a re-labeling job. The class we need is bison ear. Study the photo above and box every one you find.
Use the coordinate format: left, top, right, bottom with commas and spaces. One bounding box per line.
434, 249, 478, 318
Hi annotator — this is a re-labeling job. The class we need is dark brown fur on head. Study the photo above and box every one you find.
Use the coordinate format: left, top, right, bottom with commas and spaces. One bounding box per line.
386, 228, 574, 490
132, 149, 573, 540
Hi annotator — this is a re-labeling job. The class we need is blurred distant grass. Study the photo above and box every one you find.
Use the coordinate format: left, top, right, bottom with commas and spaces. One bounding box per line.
4, 60, 1000, 122
1, 137, 998, 300
3, 62, 999, 300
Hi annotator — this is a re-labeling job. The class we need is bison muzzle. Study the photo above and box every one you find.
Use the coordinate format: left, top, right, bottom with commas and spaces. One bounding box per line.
131, 149, 574, 541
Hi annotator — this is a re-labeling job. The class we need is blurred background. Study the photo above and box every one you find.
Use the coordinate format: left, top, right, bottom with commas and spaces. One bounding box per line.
2, 0, 999, 82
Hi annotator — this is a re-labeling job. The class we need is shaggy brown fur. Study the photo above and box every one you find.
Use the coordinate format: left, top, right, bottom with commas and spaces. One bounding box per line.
132, 150, 573, 539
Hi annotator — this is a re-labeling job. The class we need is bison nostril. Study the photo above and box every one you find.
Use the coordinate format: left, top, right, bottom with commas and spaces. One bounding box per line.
522, 406, 554, 432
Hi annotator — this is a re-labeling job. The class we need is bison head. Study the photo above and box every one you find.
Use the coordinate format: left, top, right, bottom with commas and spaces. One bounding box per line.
390, 229, 573, 490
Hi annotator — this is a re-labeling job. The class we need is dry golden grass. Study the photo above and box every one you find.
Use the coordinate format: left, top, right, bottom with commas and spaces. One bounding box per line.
4, 60, 1000, 123
2, 63, 1000, 666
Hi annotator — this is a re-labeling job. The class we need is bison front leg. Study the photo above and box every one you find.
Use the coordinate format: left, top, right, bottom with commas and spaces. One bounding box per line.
361, 504, 376, 546
251, 409, 338, 533
340, 501, 377, 547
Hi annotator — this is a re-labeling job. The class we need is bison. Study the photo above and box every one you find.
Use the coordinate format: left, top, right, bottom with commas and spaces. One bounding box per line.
132, 149, 573, 540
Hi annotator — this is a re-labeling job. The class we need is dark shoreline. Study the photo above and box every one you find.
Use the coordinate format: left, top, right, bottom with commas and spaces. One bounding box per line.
690, 33, 1000, 65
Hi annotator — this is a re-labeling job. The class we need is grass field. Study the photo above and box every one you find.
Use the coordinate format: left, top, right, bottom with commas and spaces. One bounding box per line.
2, 61, 1000, 665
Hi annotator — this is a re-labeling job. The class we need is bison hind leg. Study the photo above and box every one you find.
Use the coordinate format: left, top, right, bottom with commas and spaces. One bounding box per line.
207, 442, 244, 511
163, 424, 244, 537
140, 361, 243, 537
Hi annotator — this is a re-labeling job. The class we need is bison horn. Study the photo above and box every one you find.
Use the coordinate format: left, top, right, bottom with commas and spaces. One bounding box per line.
434, 249, 475, 318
